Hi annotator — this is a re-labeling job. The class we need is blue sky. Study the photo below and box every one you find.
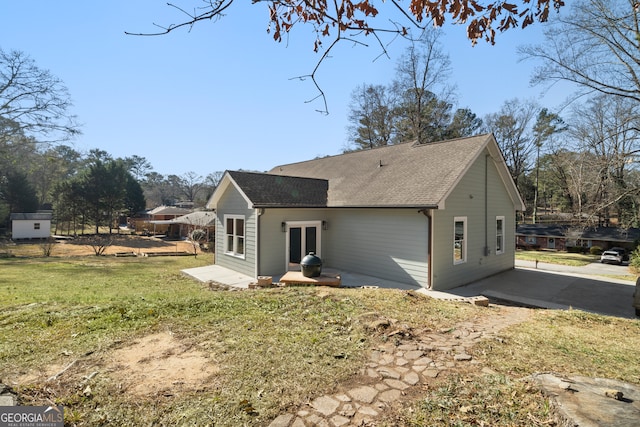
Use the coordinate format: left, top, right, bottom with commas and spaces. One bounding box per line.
1, 1, 572, 177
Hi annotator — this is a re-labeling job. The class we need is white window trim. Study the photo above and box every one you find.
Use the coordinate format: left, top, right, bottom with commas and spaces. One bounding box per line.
453, 216, 467, 265
496, 216, 505, 255
224, 214, 246, 259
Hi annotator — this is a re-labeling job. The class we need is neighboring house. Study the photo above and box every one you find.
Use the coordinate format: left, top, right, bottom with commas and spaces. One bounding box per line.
516, 224, 640, 251
10, 213, 52, 240
166, 211, 216, 240
206, 134, 525, 291
132, 206, 193, 237
516, 224, 567, 251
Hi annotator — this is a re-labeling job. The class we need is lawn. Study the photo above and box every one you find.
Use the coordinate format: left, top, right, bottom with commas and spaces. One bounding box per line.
516, 249, 599, 266
1, 255, 638, 426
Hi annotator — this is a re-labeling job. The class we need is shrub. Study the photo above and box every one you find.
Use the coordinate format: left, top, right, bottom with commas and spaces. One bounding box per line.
629, 246, 640, 273
589, 246, 603, 255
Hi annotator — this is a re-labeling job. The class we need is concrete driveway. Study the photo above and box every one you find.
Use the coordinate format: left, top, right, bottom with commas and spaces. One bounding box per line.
443, 261, 637, 319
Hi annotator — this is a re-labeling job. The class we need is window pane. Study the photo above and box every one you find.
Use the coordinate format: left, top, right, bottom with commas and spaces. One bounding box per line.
236, 219, 244, 237
305, 227, 317, 255
455, 221, 464, 241
454, 220, 465, 262
237, 237, 244, 255
496, 218, 503, 252
227, 235, 234, 252
226, 218, 234, 234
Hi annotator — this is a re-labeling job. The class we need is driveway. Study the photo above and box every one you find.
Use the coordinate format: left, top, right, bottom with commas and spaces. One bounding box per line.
442, 260, 637, 319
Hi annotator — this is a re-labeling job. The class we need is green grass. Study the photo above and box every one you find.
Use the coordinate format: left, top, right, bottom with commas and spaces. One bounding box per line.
0, 256, 473, 426
516, 250, 599, 266
473, 310, 640, 382
516, 250, 637, 281
2, 256, 638, 426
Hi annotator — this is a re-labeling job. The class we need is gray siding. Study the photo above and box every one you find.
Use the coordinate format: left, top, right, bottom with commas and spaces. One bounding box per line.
214, 185, 256, 278
325, 209, 429, 287
258, 208, 330, 276
431, 149, 516, 290
257, 208, 428, 287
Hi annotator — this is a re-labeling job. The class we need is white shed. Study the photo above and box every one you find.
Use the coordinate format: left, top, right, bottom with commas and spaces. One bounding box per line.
10, 213, 52, 240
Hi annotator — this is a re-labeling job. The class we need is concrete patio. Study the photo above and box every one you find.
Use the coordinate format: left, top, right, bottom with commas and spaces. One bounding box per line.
181, 265, 422, 291
182, 262, 638, 319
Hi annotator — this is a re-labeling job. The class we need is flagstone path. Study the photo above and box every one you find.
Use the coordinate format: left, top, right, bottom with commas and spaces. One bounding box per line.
268, 304, 531, 427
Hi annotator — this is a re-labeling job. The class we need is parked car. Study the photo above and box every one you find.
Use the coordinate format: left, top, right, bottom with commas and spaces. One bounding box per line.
600, 248, 627, 265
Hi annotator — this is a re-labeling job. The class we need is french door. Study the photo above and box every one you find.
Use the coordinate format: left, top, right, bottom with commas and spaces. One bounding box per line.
285, 221, 321, 270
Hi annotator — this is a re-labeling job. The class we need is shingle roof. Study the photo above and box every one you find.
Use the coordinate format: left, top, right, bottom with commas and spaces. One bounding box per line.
10, 213, 52, 220
208, 134, 523, 210
147, 206, 193, 216
228, 171, 328, 207
170, 211, 217, 226
267, 134, 495, 208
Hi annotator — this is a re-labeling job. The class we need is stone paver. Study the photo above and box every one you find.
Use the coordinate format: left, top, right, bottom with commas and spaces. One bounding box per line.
267, 305, 530, 427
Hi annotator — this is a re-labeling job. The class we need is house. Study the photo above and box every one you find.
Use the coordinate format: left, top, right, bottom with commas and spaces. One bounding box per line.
166, 211, 216, 241
516, 224, 640, 252
10, 212, 53, 240
132, 205, 193, 237
206, 134, 525, 291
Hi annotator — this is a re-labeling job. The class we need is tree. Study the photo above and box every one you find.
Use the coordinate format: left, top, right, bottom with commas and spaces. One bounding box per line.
79, 159, 145, 234
568, 94, 640, 227
346, 30, 462, 150
484, 98, 540, 194
136, 1, 563, 46
0, 48, 79, 144
123, 155, 153, 181
446, 108, 483, 140
132, 1, 564, 112
521, 0, 640, 105
392, 30, 454, 144
174, 172, 205, 203
531, 108, 565, 223
347, 84, 397, 150
0, 170, 38, 215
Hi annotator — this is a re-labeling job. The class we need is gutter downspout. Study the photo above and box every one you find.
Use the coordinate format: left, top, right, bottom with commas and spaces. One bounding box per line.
255, 207, 264, 279
484, 154, 490, 257
420, 209, 433, 289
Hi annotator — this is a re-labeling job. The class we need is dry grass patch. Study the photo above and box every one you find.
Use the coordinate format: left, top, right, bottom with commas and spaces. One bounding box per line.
472, 309, 640, 383
0, 256, 477, 426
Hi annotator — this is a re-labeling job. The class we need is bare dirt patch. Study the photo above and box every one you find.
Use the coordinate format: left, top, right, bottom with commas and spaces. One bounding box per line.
5, 235, 201, 257
106, 332, 219, 396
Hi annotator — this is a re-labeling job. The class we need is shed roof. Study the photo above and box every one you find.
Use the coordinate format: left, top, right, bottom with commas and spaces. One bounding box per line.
10, 213, 52, 221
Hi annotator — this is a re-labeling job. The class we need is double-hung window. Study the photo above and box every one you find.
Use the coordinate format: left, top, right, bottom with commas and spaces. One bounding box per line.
453, 217, 467, 264
33, 223, 41, 230
225, 215, 245, 257
496, 216, 505, 255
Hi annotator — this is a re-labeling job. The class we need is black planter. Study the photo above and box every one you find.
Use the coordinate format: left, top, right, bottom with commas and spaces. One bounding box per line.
300, 252, 322, 278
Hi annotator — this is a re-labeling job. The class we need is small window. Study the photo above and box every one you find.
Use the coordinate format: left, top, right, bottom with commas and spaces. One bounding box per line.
454, 217, 467, 264
224, 215, 245, 257
496, 216, 505, 255
33, 223, 40, 230
527, 236, 537, 245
